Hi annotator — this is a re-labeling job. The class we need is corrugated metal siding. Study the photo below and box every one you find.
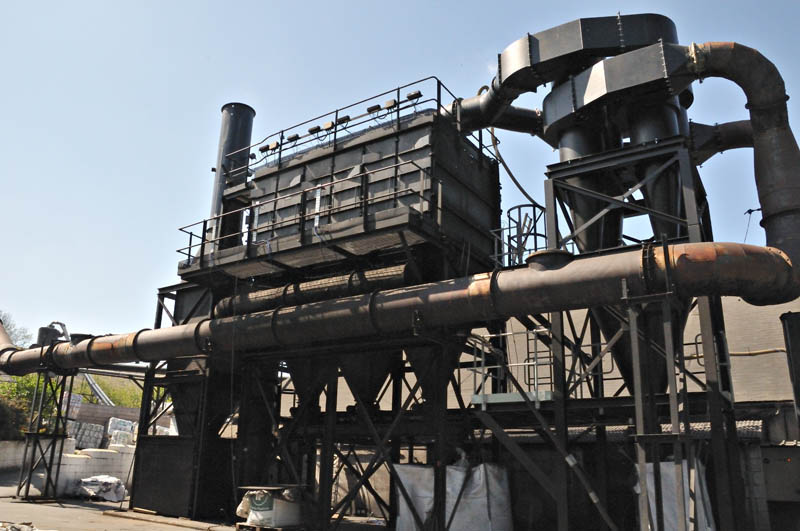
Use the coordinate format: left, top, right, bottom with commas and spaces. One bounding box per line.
684, 297, 800, 402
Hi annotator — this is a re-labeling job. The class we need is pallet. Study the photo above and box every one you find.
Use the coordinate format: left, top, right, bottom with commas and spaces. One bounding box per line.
235, 524, 306, 531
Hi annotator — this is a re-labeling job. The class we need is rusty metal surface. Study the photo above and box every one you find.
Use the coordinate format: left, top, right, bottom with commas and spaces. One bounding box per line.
688, 42, 800, 301
2, 242, 795, 376
213, 264, 413, 318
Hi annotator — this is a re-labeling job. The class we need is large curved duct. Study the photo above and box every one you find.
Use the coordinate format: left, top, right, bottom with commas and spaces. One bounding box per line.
453, 21, 800, 396
457, 14, 679, 136
456, 84, 542, 134
1, 242, 793, 376
686, 42, 800, 301
691, 120, 753, 165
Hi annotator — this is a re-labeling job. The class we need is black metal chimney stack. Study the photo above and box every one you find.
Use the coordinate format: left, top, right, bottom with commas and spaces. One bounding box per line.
209, 102, 255, 250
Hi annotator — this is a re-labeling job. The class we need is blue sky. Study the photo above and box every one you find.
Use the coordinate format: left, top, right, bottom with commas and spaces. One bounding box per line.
2, 1, 799, 336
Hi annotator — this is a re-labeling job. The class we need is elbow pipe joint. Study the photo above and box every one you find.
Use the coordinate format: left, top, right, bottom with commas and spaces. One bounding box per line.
0, 319, 21, 375
649, 243, 796, 305
690, 120, 753, 165
0, 348, 21, 375
686, 42, 800, 300
456, 79, 541, 134
687, 42, 789, 116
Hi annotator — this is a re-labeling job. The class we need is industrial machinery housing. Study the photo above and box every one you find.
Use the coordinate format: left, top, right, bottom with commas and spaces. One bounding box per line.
3, 13, 800, 531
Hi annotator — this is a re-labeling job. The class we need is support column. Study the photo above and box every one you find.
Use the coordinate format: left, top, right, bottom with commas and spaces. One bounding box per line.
432, 345, 449, 531
545, 177, 570, 531
318, 365, 339, 529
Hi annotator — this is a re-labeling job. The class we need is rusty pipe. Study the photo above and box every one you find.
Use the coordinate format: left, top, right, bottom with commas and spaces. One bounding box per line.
0, 319, 18, 361
214, 264, 415, 318
0, 323, 208, 376
687, 42, 800, 300
1, 242, 793, 376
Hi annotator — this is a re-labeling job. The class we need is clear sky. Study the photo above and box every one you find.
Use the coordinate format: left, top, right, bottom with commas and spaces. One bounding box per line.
2, 1, 799, 337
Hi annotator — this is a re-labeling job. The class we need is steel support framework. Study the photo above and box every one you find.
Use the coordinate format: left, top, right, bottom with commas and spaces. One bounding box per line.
540, 136, 747, 530
130, 283, 223, 519
16, 355, 75, 500
124, 139, 751, 530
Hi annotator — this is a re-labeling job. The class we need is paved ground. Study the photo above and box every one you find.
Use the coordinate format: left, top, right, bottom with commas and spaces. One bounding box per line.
0, 470, 232, 531
0, 471, 382, 530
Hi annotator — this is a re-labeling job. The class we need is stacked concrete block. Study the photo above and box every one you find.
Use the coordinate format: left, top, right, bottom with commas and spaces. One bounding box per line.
0, 441, 26, 471
110, 430, 133, 445
106, 417, 135, 436
32, 443, 136, 497
68, 421, 105, 449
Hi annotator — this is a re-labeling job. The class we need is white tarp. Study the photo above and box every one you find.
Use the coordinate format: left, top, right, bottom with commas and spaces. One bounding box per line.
395, 463, 513, 531
637, 460, 715, 531
77, 474, 127, 502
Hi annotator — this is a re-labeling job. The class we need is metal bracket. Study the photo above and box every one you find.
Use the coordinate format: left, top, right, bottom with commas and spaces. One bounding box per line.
411, 310, 424, 336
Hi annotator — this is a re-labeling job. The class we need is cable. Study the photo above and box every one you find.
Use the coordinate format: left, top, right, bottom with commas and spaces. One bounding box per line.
229, 276, 239, 517
743, 207, 761, 242
476, 86, 544, 210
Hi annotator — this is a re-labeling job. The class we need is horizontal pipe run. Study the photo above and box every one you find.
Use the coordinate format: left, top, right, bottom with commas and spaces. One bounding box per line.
690, 120, 753, 165
213, 264, 414, 318
0, 242, 793, 376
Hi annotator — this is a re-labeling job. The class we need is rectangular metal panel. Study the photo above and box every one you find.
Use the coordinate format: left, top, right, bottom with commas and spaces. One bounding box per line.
131, 436, 195, 517
217, 111, 500, 278
762, 447, 800, 502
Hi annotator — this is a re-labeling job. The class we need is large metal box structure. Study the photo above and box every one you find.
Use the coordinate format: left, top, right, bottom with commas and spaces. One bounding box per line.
179, 107, 500, 283
9, 13, 800, 531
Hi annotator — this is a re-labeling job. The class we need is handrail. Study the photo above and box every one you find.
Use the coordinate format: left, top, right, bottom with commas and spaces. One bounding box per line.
179, 159, 433, 233
226, 76, 461, 160
221, 77, 495, 181
177, 158, 440, 259
180, 77, 501, 264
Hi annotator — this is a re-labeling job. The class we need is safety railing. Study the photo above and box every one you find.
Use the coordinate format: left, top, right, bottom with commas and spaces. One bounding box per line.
490, 204, 548, 268
466, 327, 626, 406
222, 76, 497, 185
466, 325, 721, 408
177, 159, 442, 265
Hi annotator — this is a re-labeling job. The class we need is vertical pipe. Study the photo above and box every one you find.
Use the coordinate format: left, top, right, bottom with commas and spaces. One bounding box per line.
209, 103, 256, 249
629, 97, 685, 239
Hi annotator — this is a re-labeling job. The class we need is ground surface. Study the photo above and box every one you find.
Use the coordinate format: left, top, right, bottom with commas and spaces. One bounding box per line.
0, 471, 381, 530
0, 470, 232, 531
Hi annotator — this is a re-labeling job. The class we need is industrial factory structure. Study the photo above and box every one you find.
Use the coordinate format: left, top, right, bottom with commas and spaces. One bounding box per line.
3, 13, 800, 530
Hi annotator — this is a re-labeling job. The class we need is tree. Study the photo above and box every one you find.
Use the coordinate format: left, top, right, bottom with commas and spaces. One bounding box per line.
0, 310, 32, 347
0, 310, 34, 439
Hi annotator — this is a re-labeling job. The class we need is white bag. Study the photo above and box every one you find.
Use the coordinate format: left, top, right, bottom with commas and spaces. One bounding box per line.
237, 489, 303, 527
395, 463, 513, 531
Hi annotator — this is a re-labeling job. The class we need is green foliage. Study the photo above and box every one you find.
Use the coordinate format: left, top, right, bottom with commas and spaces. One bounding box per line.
0, 311, 143, 438
0, 375, 38, 440
0, 397, 27, 440
0, 310, 35, 438
0, 310, 32, 346
75, 375, 143, 408
94, 375, 142, 408
0, 374, 38, 405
